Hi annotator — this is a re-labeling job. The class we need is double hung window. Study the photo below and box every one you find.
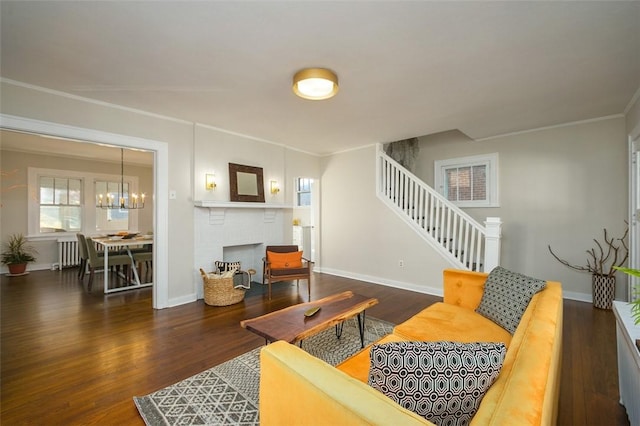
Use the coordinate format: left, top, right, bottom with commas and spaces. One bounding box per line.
296, 178, 312, 207
434, 153, 499, 207
28, 167, 139, 237
39, 176, 82, 233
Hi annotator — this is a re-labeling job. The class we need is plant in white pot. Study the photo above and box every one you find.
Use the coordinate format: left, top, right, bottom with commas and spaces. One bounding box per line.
548, 225, 628, 310
1, 234, 37, 275
613, 266, 640, 325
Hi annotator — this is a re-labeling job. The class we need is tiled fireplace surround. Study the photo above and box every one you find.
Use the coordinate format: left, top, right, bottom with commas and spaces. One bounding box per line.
194, 206, 286, 298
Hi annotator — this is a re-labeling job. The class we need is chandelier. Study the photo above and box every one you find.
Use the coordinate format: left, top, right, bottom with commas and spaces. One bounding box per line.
96, 148, 145, 209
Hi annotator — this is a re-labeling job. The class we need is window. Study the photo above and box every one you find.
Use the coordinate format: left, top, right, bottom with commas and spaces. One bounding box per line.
296, 178, 312, 207
435, 153, 499, 207
28, 167, 140, 238
39, 176, 82, 232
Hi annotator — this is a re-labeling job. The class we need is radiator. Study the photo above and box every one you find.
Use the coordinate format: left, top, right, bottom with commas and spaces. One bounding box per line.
57, 238, 80, 270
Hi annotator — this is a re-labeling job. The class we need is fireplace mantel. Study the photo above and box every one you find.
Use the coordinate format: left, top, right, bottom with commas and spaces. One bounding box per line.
194, 200, 287, 300
194, 200, 290, 209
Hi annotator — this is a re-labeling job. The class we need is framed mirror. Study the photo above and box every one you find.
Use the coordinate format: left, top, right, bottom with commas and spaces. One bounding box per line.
229, 163, 265, 203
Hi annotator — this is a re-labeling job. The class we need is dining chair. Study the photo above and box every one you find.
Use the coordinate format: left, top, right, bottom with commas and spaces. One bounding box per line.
76, 233, 90, 281
263, 245, 313, 300
133, 248, 152, 283
85, 237, 133, 292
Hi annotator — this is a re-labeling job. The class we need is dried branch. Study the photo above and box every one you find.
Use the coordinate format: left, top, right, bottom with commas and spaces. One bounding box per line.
548, 223, 629, 277
548, 245, 594, 273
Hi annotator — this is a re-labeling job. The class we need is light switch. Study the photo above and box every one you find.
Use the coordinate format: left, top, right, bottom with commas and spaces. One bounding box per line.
169, 190, 177, 200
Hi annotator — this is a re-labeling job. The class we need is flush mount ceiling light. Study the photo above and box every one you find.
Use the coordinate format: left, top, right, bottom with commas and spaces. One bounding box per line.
292, 68, 339, 100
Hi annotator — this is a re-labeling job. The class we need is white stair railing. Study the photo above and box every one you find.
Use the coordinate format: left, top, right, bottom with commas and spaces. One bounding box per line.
376, 144, 501, 272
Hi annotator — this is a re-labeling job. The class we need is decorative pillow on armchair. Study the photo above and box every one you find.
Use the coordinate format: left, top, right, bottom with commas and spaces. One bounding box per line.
266, 251, 303, 269
475, 266, 547, 334
368, 341, 506, 426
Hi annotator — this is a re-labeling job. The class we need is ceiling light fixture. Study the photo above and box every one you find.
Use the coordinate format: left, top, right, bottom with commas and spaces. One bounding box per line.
96, 148, 145, 210
292, 68, 339, 100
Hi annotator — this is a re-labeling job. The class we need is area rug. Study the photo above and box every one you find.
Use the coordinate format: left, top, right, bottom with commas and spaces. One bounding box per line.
134, 316, 394, 426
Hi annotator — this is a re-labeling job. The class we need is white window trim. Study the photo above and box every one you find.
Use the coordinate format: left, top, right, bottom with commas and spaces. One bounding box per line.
27, 167, 140, 240
434, 153, 499, 208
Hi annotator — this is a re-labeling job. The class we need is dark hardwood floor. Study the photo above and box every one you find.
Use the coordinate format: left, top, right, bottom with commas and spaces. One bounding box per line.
1, 268, 630, 425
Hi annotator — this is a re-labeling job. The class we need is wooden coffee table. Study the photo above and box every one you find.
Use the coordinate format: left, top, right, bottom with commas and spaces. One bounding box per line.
240, 291, 378, 348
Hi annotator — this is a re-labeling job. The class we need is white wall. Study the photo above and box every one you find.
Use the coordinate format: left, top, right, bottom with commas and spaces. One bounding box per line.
413, 117, 629, 301
194, 124, 286, 205
193, 124, 321, 207
319, 145, 451, 295
191, 123, 321, 264
626, 91, 640, 137
191, 124, 320, 296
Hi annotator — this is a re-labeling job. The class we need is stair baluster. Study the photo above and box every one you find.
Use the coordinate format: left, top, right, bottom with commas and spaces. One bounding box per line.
376, 144, 501, 272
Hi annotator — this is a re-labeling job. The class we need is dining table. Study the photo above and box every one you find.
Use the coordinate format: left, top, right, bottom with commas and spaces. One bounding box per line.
93, 235, 153, 294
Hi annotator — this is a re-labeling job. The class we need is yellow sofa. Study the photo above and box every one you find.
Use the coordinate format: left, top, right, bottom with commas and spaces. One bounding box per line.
259, 269, 563, 425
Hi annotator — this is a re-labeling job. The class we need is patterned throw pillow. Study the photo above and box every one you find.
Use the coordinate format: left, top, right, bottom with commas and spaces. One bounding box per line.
214, 261, 241, 274
475, 266, 547, 334
368, 341, 506, 426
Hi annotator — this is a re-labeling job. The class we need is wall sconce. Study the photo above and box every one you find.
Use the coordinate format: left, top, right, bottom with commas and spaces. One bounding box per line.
270, 180, 280, 195
205, 174, 217, 191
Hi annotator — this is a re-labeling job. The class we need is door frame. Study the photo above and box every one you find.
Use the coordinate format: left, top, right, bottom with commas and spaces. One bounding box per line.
0, 113, 169, 309
629, 123, 640, 302
292, 176, 320, 266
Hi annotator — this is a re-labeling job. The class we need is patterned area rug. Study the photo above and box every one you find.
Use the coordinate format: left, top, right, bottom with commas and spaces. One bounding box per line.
134, 316, 394, 426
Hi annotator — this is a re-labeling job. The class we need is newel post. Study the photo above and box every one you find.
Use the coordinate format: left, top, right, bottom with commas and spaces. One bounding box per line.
483, 217, 502, 272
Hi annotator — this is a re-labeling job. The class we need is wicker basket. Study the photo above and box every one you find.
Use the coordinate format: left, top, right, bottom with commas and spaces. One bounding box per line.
199, 268, 246, 306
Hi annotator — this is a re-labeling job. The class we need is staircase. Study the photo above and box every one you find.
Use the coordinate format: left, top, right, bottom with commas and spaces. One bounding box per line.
376, 144, 501, 272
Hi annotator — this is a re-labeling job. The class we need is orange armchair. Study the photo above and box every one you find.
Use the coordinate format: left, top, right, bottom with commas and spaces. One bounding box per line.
263, 245, 313, 300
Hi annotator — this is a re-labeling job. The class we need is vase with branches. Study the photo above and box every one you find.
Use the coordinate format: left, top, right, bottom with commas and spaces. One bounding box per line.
548, 225, 628, 309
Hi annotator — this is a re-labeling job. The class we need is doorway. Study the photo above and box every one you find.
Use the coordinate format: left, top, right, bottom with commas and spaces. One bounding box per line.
0, 114, 169, 308
292, 177, 318, 264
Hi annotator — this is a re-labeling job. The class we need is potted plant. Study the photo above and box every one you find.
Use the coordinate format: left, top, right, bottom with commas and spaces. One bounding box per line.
613, 266, 640, 325
1, 234, 37, 275
548, 225, 628, 309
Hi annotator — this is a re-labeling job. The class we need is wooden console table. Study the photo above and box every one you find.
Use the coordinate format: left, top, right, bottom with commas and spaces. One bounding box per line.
613, 301, 640, 426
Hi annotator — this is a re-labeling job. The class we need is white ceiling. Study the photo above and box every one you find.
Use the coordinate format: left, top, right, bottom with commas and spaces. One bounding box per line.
1, 1, 639, 156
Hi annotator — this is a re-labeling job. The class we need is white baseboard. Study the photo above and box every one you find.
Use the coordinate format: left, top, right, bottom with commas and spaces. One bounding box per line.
315, 267, 600, 304
168, 293, 198, 307
562, 290, 592, 303
316, 267, 444, 298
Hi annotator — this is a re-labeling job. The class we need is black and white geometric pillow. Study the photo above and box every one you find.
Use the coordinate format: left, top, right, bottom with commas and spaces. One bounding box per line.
475, 266, 547, 334
368, 341, 506, 426
214, 261, 241, 274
